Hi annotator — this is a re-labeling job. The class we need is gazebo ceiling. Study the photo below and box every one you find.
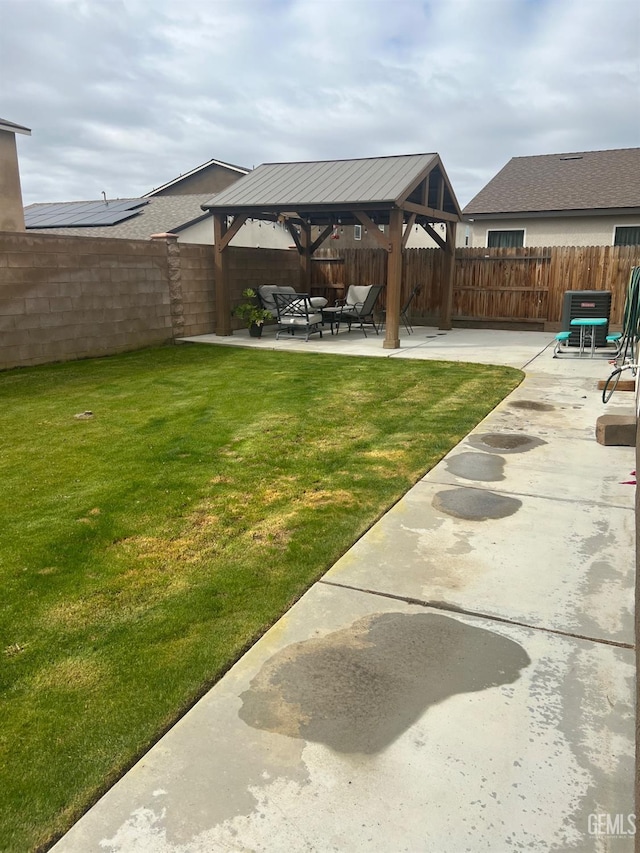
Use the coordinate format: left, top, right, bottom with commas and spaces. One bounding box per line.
202, 153, 461, 226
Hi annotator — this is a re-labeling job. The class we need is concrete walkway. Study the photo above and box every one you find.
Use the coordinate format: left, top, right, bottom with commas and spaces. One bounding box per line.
52, 329, 636, 852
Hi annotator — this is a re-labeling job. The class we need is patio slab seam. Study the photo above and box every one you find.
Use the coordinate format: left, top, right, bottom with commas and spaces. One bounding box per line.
318, 579, 636, 651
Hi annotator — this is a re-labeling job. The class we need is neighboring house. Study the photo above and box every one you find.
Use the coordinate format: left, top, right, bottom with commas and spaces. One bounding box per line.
0, 117, 31, 232
24, 193, 292, 248
144, 158, 250, 197
24, 155, 292, 248
462, 148, 640, 248
318, 220, 446, 250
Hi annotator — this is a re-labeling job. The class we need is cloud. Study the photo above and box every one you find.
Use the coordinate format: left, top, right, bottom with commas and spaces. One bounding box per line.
2, 0, 638, 205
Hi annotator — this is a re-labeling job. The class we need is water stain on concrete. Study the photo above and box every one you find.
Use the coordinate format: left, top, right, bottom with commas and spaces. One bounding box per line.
508, 400, 555, 412
467, 433, 547, 455
239, 612, 530, 754
445, 451, 506, 482
433, 487, 522, 521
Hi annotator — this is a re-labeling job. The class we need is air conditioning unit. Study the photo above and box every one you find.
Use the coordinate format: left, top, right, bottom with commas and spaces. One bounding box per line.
561, 290, 611, 347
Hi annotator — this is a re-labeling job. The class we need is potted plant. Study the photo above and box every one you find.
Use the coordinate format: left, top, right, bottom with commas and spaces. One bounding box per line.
233, 288, 272, 338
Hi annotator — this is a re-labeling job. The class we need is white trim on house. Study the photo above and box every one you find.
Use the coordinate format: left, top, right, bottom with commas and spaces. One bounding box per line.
354, 224, 362, 240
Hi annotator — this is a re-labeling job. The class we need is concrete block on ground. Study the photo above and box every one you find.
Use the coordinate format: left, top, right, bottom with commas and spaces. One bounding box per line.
596, 414, 637, 446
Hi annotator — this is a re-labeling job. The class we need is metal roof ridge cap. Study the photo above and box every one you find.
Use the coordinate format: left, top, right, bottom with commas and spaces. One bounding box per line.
256, 152, 438, 167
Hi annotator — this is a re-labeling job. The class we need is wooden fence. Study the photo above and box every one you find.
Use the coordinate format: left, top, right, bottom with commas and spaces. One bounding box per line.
311, 245, 640, 327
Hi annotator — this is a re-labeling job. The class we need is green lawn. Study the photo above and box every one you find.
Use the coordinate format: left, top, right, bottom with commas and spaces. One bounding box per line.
0, 344, 521, 852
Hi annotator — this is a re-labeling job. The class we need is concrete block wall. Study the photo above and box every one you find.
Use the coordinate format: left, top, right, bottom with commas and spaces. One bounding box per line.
227, 246, 299, 330
227, 246, 299, 295
0, 233, 303, 369
179, 244, 216, 337
0, 232, 172, 369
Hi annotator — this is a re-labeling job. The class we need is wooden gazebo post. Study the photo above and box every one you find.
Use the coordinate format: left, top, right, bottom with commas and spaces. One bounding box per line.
213, 213, 232, 336
384, 207, 403, 349
213, 211, 248, 335
299, 222, 311, 291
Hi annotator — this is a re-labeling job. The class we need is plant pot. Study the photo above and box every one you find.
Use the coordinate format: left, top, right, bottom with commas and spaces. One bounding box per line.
248, 323, 263, 338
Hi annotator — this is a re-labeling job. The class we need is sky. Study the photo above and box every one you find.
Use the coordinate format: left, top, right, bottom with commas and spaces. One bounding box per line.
2, 0, 639, 208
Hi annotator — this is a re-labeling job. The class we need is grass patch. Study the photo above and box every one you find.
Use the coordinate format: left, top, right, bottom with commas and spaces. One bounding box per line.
0, 344, 521, 851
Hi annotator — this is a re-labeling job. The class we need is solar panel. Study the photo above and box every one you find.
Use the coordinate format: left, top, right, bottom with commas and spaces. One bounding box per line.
25, 199, 148, 228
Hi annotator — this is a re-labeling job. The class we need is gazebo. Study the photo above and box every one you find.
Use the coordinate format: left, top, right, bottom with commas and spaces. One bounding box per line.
202, 153, 461, 348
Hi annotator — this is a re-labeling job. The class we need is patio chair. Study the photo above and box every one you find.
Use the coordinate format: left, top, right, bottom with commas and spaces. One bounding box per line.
379, 283, 423, 334
273, 292, 324, 341
322, 285, 384, 337
258, 284, 327, 318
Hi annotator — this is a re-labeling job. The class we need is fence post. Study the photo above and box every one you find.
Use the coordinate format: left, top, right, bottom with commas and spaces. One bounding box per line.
151, 232, 184, 339
439, 222, 456, 330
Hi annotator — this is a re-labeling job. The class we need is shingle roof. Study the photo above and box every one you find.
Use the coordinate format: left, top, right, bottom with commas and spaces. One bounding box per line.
202, 153, 441, 209
25, 194, 213, 239
463, 148, 640, 216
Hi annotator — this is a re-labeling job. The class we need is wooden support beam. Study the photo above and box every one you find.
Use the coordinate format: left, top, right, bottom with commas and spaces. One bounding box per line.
286, 221, 303, 253
422, 222, 447, 251
437, 173, 445, 212
310, 223, 335, 254
299, 222, 311, 290
402, 213, 416, 250
402, 200, 458, 223
421, 173, 429, 206
384, 207, 403, 349
354, 211, 391, 251
213, 213, 232, 336
215, 213, 248, 252
439, 221, 456, 331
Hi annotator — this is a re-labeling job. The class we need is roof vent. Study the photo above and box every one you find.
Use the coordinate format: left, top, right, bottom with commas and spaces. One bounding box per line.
559, 155, 583, 161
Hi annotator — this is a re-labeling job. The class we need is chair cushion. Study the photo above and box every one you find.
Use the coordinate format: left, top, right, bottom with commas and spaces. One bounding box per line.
555, 331, 571, 341
279, 313, 323, 327
345, 285, 371, 306
258, 285, 296, 316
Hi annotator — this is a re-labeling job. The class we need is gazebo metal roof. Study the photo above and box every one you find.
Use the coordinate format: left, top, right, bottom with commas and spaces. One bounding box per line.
202, 153, 461, 225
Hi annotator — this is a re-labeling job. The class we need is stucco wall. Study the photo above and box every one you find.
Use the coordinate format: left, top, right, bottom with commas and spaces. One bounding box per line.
179, 217, 292, 249
0, 131, 26, 231
326, 223, 445, 251
463, 214, 640, 248
151, 164, 245, 196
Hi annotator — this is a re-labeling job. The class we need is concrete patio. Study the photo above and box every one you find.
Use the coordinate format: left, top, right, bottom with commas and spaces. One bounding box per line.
51, 327, 636, 852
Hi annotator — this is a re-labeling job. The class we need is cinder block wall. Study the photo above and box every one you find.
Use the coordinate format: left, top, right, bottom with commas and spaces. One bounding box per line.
178, 245, 298, 335
227, 246, 299, 329
0, 232, 172, 369
179, 243, 217, 337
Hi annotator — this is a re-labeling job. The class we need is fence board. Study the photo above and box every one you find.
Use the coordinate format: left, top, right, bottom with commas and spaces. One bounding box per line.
311, 245, 640, 325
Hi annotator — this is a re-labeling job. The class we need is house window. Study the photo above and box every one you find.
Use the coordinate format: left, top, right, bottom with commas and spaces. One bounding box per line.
614, 226, 640, 246
354, 224, 362, 240
487, 229, 525, 248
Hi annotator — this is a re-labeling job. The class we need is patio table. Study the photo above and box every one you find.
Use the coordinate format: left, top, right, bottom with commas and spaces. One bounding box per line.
570, 317, 608, 358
